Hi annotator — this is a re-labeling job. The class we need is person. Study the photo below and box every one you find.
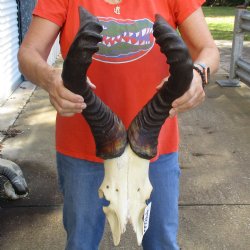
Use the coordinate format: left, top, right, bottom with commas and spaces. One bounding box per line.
18, 0, 220, 249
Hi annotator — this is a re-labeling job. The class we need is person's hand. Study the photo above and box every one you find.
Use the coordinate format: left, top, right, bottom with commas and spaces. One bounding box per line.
47, 68, 95, 117
169, 70, 205, 117
156, 71, 205, 118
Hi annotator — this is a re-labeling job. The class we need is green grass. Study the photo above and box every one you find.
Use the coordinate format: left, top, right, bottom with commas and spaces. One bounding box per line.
203, 6, 236, 17
202, 6, 250, 41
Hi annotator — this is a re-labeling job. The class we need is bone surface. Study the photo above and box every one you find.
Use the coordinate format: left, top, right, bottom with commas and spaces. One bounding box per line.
127, 145, 152, 245
99, 146, 129, 246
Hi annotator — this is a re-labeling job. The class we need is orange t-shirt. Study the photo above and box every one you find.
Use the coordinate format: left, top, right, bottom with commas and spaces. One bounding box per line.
33, 0, 204, 162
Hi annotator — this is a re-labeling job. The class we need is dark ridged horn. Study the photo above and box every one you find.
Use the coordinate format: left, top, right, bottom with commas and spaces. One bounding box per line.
128, 14, 194, 159
0, 159, 28, 195
62, 7, 127, 159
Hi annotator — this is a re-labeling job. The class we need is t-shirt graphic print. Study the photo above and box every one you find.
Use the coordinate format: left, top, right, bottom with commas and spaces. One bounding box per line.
94, 17, 154, 64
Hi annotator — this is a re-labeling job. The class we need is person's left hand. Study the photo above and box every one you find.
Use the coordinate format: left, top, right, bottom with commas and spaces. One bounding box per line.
156, 70, 205, 118
169, 70, 205, 117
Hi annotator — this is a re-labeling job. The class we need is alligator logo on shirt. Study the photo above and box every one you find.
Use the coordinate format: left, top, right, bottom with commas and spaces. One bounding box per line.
93, 17, 154, 64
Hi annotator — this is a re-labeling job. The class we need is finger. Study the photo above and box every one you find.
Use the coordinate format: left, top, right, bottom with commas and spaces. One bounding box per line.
50, 95, 86, 115
172, 82, 204, 108
156, 76, 169, 90
58, 97, 86, 111
172, 71, 204, 108
56, 110, 79, 117
59, 84, 84, 103
51, 90, 85, 109
86, 77, 96, 89
59, 112, 79, 117
177, 92, 204, 111
172, 88, 195, 108
54, 104, 84, 116
169, 108, 177, 118
170, 91, 205, 115
156, 83, 164, 90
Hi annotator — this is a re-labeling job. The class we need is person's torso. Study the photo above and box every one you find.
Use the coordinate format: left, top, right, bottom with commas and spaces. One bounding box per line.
56, 0, 179, 162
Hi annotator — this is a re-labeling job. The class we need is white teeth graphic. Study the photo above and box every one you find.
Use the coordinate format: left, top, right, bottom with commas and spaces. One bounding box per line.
141, 28, 147, 37
102, 26, 153, 47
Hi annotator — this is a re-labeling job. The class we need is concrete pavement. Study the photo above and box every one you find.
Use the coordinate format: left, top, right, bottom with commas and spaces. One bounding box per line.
0, 41, 249, 249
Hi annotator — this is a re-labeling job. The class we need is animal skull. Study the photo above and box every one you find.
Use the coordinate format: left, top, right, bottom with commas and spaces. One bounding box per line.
98, 145, 152, 245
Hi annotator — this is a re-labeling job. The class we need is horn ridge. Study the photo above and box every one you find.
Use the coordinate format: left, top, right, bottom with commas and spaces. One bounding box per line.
128, 14, 193, 159
62, 7, 127, 159
154, 15, 193, 98
0, 160, 28, 196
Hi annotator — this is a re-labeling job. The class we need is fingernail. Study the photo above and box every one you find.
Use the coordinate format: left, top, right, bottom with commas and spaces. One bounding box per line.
169, 109, 175, 117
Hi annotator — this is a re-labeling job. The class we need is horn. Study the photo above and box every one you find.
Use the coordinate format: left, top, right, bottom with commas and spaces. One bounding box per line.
62, 7, 127, 159
62, 7, 129, 245
128, 14, 194, 159
0, 158, 28, 197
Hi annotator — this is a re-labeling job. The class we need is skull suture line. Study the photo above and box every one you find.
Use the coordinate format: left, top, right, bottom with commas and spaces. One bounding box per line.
62, 7, 193, 246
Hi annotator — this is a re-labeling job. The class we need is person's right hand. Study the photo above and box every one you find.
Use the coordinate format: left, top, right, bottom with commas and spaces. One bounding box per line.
47, 68, 86, 117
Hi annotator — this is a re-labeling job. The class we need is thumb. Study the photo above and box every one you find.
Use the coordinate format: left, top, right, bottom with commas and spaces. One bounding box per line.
156, 76, 169, 90
86, 77, 96, 89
